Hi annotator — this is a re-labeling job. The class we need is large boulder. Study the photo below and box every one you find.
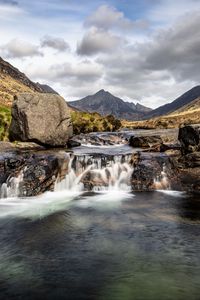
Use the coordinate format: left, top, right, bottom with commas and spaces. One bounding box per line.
9, 93, 73, 147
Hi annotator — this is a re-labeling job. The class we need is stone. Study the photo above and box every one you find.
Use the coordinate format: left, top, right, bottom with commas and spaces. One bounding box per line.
67, 140, 81, 148
9, 93, 73, 147
129, 135, 163, 148
178, 124, 200, 154
131, 153, 181, 191
0, 150, 70, 197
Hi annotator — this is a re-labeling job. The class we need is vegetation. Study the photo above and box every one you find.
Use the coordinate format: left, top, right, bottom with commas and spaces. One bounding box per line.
0, 73, 35, 107
122, 103, 200, 130
0, 105, 11, 140
71, 111, 122, 134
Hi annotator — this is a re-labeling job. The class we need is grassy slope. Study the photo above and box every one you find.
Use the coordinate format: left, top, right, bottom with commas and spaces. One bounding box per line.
0, 73, 35, 107
122, 97, 200, 129
71, 111, 122, 134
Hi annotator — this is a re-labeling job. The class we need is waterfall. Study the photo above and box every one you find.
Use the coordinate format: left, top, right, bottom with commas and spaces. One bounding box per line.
55, 154, 133, 193
0, 154, 133, 199
153, 164, 171, 190
0, 170, 24, 199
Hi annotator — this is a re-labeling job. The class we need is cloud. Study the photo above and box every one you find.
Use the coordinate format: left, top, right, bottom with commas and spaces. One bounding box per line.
0, 1, 24, 19
40, 35, 70, 52
144, 12, 200, 82
77, 27, 124, 56
27, 60, 103, 83
1, 39, 43, 58
84, 4, 148, 31
0, 0, 18, 5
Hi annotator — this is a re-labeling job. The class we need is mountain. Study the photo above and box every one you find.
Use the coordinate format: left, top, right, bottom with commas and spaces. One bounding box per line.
0, 57, 58, 107
170, 96, 200, 115
36, 83, 59, 94
69, 89, 152, 120
146, 86, 200, 119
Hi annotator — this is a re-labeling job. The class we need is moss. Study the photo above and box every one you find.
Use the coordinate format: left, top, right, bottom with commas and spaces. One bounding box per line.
0, 105, 11, 141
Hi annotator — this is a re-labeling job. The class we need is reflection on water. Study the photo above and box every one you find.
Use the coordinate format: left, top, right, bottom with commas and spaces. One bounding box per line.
0, 190, 200, 299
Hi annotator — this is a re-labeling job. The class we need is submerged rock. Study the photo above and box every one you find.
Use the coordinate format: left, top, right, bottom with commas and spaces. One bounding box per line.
9, 93, 73, 147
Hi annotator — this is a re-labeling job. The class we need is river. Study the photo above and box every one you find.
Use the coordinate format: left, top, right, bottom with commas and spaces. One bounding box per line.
0, 136, 199, 300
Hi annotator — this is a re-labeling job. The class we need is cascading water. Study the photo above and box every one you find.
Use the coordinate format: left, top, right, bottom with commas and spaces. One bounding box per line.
0, 170, 24, 199
0, 153, 134, 199
153, 164, 171, 190
55, 154, 133, 193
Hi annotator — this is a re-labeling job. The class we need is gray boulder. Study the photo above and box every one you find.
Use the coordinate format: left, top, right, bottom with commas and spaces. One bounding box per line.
9, 93, 73, 147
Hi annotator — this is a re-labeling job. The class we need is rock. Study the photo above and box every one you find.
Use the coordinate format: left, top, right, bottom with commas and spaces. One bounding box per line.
9, 93, 73, 147
72, 132, 127, 146
67, 140, 81, 148
178, 168, 200, 194
131, 153, 181, 191
178, 124, 200, 154
0, 150, 70, 197
129, 135, 163, 148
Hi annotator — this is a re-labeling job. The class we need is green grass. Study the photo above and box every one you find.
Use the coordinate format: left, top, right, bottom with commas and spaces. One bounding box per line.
71, 111, 122, 134
0, 105, 11, 141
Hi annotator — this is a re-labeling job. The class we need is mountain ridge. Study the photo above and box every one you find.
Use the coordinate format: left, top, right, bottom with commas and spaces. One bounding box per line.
145, 86, 200, 119
69, 89, 152, 120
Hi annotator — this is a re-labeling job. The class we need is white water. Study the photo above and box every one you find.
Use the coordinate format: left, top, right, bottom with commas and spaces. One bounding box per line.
55, 154, 133, 193
153, 164, 171, 190
0, 152, 182, 220
0, 154, 134, 219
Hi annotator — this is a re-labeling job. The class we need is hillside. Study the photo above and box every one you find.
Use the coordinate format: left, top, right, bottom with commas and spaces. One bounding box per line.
69, 89, 152, 120
123, 96, 200, 130
0, 57, 46, 106
146, 86, 200, 119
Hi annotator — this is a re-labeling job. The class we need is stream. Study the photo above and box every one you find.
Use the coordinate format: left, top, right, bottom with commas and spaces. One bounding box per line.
0, 133, 199, 300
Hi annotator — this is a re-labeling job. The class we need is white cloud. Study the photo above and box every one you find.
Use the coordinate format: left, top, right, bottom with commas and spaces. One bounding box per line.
0, 1, 25, 20
1, 39, 43, 58
40, 35, 70, 52
84, 5, 148, 31
77, 27, 124, 56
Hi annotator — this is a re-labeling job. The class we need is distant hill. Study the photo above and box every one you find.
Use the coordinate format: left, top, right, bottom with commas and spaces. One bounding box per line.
0, 57, 57, 107
146, 86, 200, 119
69, 89, 152, 120
123, 96, 200, 130
170, 96, 200, 115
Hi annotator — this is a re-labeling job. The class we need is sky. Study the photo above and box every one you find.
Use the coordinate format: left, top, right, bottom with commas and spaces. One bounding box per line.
0, 0, 200, 108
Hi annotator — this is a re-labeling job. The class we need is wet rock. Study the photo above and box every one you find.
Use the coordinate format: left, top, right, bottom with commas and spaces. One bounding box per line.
131, 153, 181, 191
9, 93, 73, 147
0, 151, 70, 197
177, 124, 200, 194
178, 168, 200, 194
72, 132, 127, 146
178, 124, 200, 154
129, 135, 163, 148
67, 140, 81, 148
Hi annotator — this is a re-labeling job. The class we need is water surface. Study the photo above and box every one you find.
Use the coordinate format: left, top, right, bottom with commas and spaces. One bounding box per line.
0, 190, 200, 300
